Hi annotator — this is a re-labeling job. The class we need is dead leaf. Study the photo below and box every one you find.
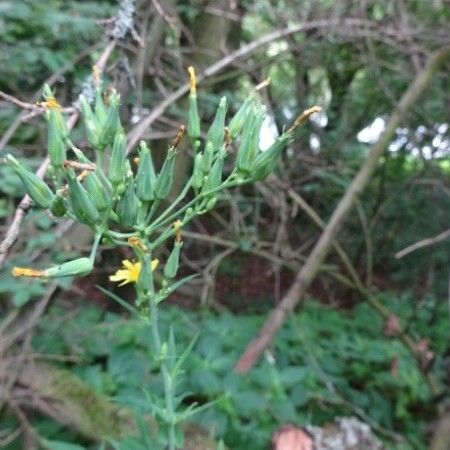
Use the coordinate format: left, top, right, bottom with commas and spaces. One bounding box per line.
271, 425, 313, 450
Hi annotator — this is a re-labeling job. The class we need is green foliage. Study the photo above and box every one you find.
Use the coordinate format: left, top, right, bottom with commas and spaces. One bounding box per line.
0, 0, 114, 92
30, 293, 445, 450
2, 1, 450, 449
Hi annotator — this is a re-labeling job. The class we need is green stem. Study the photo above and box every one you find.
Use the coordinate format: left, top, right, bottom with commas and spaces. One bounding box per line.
107, 230, 137, 239
149, 295, 161, 353
145, 179, 240, 237
89, 233, 102, 262
163, 366, 176, 450
149, 294, 176, 450
146, 177, 193, 233
144, 199, 161, 227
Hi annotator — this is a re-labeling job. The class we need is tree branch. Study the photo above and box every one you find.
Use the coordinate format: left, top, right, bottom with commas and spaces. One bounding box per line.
0, 40, 116, 269
234, 44, 450, 374
395, 228, 450, 259
126, 17, 409, 150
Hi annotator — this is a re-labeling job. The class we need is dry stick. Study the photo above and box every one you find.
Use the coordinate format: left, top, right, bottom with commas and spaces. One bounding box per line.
0, 17, 409, 263
275, 178, 440, 395
126, 17, 393, 151
0, 19, 432, 265
0, 40, 116, 269
395, 227, 450, 259
0, 90, 76, 116
234, 44, 450, 374
0, 42, 101, 153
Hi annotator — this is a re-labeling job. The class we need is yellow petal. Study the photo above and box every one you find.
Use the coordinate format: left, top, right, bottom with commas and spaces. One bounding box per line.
122, 259, 134, 269
109, 272, 126, 282
12, 267, 46, 278
151, 259, 159, 271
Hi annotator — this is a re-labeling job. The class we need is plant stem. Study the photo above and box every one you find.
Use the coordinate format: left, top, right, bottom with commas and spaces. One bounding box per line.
145, 178, 241, 237
149, 294, 177, 450
149, 294, 161, 353
163, 366, 176, 450
145, 177, 193, 233
89, 232, 102, 261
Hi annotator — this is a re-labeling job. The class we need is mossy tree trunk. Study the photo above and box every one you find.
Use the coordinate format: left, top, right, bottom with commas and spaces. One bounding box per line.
6, 361, 222, 449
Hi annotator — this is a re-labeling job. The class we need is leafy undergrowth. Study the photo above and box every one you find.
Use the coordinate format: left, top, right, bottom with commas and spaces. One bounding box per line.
25, 293, 448, 449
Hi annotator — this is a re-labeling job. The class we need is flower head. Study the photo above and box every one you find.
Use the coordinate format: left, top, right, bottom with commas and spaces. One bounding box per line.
109, 259, 159, 286
37, 96, 61, 109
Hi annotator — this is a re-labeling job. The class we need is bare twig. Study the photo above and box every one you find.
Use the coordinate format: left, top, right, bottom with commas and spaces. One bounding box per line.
0, 158, 51, 268
395, 228, 450, 259
273, 176, 440, 395
0, 90, 76, 116
127, 18, 409, 150
234, 44, 450, 374
0, 40, 116, 269
0, 42, 101, 153
0, 283, 57, 356
0, 91, 44, 111
63, 160, 96, 171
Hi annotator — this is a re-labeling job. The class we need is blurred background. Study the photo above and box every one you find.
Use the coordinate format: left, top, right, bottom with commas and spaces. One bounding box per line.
1, 1, 450, 449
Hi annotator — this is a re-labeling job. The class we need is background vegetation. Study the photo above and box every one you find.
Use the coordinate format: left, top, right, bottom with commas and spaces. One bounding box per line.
1, 1, 450, 449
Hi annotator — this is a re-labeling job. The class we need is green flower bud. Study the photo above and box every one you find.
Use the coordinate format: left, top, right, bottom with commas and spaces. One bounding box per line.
251, 132, 292, 181
42, 84, 53, 100
84, 171, 110, 211
187, 66, 200, 139
204, 154, 224, 193
50, 193, 67, 217
136, 141, 156, 202
109, 132, 126, 186
227, 95, 255, 138
79, 95, 100, 148
154, 149, 176, 200
205, 196, 217, 210
66, 170, 101, 226
45, 257, 93, 278
236, 105, 265, 174
138, 256, 154, 293
164, 241, 182, 279
6, 155, 54, 208
206, 97, 227, 151
94, 88, 107, 125
116, 182, 139, 227
185, 207, 194, 219
47, 110, 67, 167
188, 93, 201, 139
97, 90, 120, 150
41, 86, 67, 137
54, 110, 68, 139
192, 153, 204, 189
202, 141, 214, 174
235, 115, 255, 174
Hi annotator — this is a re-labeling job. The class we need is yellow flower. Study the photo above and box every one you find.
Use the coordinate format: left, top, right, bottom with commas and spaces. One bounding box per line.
109, 259, 159, 286
37, 96, 61, 109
